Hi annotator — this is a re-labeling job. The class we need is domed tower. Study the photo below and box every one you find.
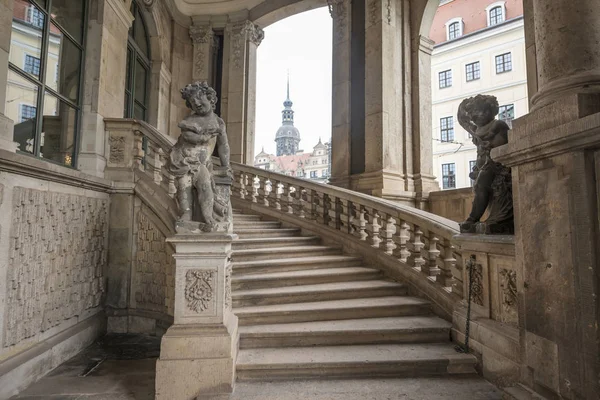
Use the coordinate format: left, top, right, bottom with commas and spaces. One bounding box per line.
275, 75, 301, 156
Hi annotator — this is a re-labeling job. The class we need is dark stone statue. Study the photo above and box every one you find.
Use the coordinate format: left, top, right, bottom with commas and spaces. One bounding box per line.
457, 94, 514, 234
169, 82, 232, 233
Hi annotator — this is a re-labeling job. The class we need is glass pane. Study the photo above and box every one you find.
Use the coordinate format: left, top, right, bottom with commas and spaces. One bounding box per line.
10, 1, 45, 80
46, 25, 81, 103
134, 9, 149, 58
41, 91, 76, 167
134, 59, 147, 105
7, 70, 39, 154
124, 92, 130, 118
134, 102, 146, 121
125, 48, 133, 92
50, 0, 84, 43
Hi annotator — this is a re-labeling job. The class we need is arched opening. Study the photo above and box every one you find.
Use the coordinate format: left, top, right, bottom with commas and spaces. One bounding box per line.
124, 0, 151, 121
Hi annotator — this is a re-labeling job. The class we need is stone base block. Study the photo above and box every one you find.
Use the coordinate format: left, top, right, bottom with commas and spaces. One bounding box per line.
155, 322, 238, 400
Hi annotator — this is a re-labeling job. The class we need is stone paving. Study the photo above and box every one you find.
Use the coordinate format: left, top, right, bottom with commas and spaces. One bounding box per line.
11, 334, 504, 400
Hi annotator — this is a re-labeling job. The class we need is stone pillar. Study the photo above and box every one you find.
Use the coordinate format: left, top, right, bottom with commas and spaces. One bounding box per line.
0, 0, 19, 152
329, 0, 352, 189
79, 0, 134, 177
155, 233, 238, 400
222, 21, 263, 164
411, 36, 439, 207
190, 22, 215, 83
493, 1, 600, 398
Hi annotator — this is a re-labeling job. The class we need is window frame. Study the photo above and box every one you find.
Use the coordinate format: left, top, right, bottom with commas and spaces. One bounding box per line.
19, 103, 37, 123
499, 104, 515, 126
124, 0, 151, 121
442, 163, 456, 189
440, 116, 455, 143
439, 69, 452, 89
465, 61, 480, 82
23, 54, 41, 77
495, 52, 512, 74
486, 2, 506, 26
8, 0, 89, 167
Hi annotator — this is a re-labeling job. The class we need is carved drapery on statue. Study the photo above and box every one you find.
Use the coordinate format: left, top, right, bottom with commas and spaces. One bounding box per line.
168, 82, 233, 233
457, 94, 514, 234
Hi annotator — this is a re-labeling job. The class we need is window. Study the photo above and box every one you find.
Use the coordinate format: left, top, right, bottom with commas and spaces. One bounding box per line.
465, 61, 480, 81
24, 55, 41, 77
469, 160, 477, 186
20, 105, 37, 122
321, 159, 327, 164
440, 117, 454, 142
499, 104, 515, 126
124, 1, 151, 121
321, 170, 327, 177
8, 0, 87, 167
313, 160, 317, 165
310, 170, 317, 178
448, 22, 461, 40
439, 70, 452, 88
489, 6, 504, 26
442, 163, 456, 189
495, 53, 512, 73
27, 6, 44, 28
297, 171, 303, 177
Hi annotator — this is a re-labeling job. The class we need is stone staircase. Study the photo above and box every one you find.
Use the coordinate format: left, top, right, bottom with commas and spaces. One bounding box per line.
231, 210, 477, 381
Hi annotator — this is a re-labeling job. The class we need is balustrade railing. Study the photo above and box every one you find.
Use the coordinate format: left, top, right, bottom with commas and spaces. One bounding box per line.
231, 162, 465, 301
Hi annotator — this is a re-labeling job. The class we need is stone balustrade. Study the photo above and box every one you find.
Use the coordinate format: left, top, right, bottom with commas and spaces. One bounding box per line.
231, 162, 467, 310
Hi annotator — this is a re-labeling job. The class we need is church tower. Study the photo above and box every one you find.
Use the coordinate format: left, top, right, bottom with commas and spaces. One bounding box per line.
275, 74, 301, 156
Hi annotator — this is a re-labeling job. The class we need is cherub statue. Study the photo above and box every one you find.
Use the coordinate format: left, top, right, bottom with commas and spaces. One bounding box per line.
169, 81, 232, 232
457, 94, 514, 234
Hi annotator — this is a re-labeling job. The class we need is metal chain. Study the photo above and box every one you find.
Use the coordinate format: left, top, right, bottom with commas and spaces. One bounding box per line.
456, 255, 475, 353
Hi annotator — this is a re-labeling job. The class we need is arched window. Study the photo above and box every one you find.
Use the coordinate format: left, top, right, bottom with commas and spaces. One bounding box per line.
448, 22, 461, 40
124, 1, 151, 121
487, 3, 506, 26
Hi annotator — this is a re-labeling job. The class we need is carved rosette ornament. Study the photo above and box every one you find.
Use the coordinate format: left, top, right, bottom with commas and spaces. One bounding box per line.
184, 269, 214, 313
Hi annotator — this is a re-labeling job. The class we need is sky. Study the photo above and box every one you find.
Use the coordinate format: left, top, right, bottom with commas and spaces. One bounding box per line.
255, 7, 332, 156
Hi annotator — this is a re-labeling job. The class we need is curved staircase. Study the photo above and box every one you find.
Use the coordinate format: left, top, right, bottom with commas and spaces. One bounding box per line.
231, 209, 477, 381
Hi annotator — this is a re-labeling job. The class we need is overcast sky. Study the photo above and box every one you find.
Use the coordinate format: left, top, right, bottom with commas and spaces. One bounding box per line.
255, 7, 332, 156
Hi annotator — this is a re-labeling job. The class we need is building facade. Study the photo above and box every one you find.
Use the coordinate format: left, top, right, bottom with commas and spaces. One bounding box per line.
430, 0, 527, 189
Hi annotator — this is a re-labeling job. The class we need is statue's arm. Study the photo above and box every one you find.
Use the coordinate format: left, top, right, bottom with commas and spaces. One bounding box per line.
489, 120, 510, 148
216, 118, 230, 167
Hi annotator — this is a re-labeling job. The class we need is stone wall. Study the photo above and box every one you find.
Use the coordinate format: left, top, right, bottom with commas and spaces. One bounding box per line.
428, 187, 480, 222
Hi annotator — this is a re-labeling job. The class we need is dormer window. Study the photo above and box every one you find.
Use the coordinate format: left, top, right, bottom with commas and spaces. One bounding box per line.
486, 2, 506, 26
445, 18, 463, 41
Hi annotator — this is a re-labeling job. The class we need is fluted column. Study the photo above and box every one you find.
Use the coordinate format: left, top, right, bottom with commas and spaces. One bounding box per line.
222, 20, 263, 164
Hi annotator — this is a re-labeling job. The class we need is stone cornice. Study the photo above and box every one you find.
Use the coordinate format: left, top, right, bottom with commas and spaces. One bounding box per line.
105, 0, 134, 29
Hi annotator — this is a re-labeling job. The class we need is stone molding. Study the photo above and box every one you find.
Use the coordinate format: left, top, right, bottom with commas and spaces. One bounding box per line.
105, 0, 135, 29
331, 0, 349, 44
189, 24, 214, 44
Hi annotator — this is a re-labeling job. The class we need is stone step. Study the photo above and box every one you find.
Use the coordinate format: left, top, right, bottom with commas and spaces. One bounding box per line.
234, 296, 431, 325
233, 280, 407, 308
233, 246, 342, 262
502, 385, 549, 400
233, 255, 364, 275
239, 316, 451, 348
236, 343, 477, 380
233, 214, 263, 221
232, 236, 320, 250
232, 266, 381, 290
233, 221, 282, 229
235, 228, 301, 238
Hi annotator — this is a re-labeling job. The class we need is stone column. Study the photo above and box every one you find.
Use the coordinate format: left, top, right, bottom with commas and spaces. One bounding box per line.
222, 21, 263, 164
79, 0, 134, 177
329, 0, 352, 189
0, 0, 19, 152
155, 233, 238, 400
492, 1, 600, 398
189, 22, 215, 83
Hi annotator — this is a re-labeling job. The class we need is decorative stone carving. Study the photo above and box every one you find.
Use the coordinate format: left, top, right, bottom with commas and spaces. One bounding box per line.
109, 135, 126, 163
499, 268, 517, 322
457, 95, 514, 234
168, 82, 233, 233
386, 0, 392, 24
368, 0, 379, 25
184, 269, 215, 313
190, 25, 213, 78
330, 0, 348, 43
465, 255, 484, 307
229, 21, 263, 69
224, 262, 232, 310
135, 210, 175, 315
5, 188, 108, 347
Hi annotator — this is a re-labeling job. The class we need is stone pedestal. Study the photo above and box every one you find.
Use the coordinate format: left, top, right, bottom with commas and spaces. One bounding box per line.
155, 233, 238, 400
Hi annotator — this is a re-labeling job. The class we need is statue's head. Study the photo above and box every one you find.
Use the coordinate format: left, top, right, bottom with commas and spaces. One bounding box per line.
181, 81, 217, 116
464, 94, 499, 127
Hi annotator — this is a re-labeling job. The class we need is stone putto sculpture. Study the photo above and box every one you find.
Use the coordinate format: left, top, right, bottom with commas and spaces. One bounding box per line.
457, 94, 514, 234
169, 81, 233, 233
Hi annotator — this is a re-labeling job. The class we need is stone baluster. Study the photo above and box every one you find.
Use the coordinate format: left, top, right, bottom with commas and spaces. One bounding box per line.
327, 196, 339, 230
257, 176, 268, 206
367, 209, 381, 248
270, 179, 281, 210
250, 174, 259, 203
345, 200, 355, 235
411, 225, 425, 272
168, 173, 176, 199
238, 172, 248, 200
315, 191, 327, 225
296, 186, 306, 218
283, 184, 294, 214
393, 220, 411, 263
440, 238, 456, 292
423, 233, 441, 279
351, 203, 367, 241
380, 215, 396, 255
133, 131, 144, 171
